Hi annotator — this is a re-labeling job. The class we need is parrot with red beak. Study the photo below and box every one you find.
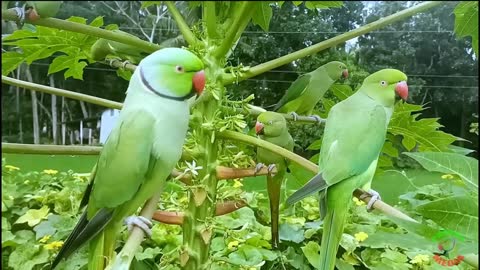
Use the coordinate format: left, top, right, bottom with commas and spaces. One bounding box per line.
273, 61, 349, 122
254, 112, 294, 249
51, 48, 206, 269
286, 69, 408, 270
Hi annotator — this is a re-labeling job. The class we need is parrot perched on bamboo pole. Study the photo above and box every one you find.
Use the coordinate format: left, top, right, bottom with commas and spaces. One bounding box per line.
273, 61, 348, 121
286, 69, 408, 270
254, 112, 294, 249
51, 48, 206, 269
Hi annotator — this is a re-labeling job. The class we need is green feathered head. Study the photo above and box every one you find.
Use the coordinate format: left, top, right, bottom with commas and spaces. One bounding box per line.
137, 48, 205, 101
361, 68, 408, 106
255, 112, 288, 137
322, 61, 349, 81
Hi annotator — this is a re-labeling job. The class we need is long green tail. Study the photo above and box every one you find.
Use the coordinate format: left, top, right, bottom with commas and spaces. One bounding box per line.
319, 181, 354, 270
88, 221, 121, 269
267, 173, 283, 249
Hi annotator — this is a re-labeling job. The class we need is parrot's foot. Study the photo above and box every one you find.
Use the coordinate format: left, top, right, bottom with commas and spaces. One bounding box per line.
121, 60, 132, 69
290, 112, 299, 121
309, 114, 323, 123
107, 57, 123, 67
124, 216, 153, 237
360, 189, 382, 211
254, 163, 265, 176
267, 164, 277, 176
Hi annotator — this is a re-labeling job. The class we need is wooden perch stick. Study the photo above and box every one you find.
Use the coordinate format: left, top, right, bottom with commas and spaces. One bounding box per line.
152, 200, 247, 225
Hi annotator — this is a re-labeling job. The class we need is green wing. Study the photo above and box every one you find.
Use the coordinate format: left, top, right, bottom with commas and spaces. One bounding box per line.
319, 93, 387, 185
286, 93, 387, 204
89, 109, 156, 210
273, 73, 311, 111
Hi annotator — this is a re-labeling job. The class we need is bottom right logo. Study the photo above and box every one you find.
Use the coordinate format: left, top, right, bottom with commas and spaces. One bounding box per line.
431, 229, 465, 267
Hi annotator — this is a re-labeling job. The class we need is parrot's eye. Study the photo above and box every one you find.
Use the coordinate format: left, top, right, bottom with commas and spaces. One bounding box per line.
268, 120, 273, 125
380, 81, 388, 86
175, 65, 184, 73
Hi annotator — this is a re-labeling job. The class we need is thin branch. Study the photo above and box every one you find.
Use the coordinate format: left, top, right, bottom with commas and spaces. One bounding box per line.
164, 1, 199, 46
112, 1, 150, 41
112, 191, 162, 268
213, 1, 254, 59
222, 1, 444, 85
2, 75, 123, 110
217, 130, 422, 222
152, 200, 247, 225
1, 8, 160, 53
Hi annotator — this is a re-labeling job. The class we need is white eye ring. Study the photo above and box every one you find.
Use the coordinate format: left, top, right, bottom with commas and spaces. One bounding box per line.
380, 81, 388, 86
175, 65, 184, 73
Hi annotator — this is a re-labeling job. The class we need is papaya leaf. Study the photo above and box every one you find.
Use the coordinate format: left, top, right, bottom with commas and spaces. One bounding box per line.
403, 152, 478, 191
251, 2, 273, 32
453, 1, 478, 56
330, 84, 353, 101
416, 195, 478, 241
388, 102, 458, 152
304, 1, 343, 10
1, 16, 112, 80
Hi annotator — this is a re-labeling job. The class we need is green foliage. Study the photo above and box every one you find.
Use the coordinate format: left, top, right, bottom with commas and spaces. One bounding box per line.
2, 16, 117, 79
453, 1, 479, 56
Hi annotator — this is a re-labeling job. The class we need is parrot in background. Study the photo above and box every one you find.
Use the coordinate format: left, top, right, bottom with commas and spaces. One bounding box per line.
286, 69, 408, 270
90, 30, 151, 64
51, 48, 206, 269
254, 112, 294, 249
273, 61, 349, 122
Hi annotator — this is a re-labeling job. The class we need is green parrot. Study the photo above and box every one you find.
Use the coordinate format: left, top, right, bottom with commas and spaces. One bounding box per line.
254, 112, 294, 249
90, 30, 150, 64
286, 69, 408, 270
51, 48, 206, 269
273, 61, 349, 122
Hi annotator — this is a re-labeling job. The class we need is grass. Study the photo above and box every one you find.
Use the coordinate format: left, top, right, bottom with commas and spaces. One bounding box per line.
2, 153, 98, 173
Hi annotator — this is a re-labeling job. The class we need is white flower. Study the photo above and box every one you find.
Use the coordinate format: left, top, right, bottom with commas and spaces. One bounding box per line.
184, 160, 203, 177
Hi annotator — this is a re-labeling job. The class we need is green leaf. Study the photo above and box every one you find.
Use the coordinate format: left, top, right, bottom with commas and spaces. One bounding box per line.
15, 206, 50, 227
336, 258, 355, 270
116, 68, 133, 81
141, 1, 161, 9
330, 84, 353, 101
48, 55, 88, 80
135, 247, 162, 261
301, 241, 321, 269
279, 223, 305, 243
8, 244, 49, 270
403, 152, 478, 191
304, 1, 343, 10
388, 102, 458, 153
416, 195, 478, 241
360, 229, 436, 251
1, 51, 25, 75
227, 244, 264, 266
454, 1, 478, 55
447, 144, 476, 156
251, 2, 273, 32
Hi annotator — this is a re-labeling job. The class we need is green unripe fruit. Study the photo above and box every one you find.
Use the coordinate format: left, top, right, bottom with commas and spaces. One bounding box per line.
26, 1, 62, 19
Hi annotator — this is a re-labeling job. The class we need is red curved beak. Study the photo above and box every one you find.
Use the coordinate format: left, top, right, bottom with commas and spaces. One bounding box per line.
395, 81, 408, 101
342, 69, 349, 79
193, 70, 205, 95
255, 121, 264, 135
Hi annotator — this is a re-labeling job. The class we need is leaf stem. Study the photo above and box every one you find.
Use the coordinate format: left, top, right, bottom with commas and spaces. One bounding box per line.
204, 1, 217, 38
2, 75, 123, 110
1, 9, 160, 53
222, 1, 444, 85
165, 1, 199, 46
213, 1, 254, 59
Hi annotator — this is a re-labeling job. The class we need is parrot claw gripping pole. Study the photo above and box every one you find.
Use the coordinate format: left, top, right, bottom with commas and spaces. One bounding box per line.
289, 112, 299, 121
121, 60, 132, 69
309, 114, 323, 123
124, 216, 154, 237
254, 163, 266, 176
267, 164, 277, 176
360, 189, 382, 211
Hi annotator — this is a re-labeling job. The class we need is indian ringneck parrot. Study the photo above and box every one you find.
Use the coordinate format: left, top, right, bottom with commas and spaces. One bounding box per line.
254, 112, 294, 249
286, 69, 408, 270
272, 61, 348, 122
51, 48, 206, 269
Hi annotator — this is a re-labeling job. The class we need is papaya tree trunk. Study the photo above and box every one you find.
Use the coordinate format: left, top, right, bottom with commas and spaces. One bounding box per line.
50, 76, 58, 144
